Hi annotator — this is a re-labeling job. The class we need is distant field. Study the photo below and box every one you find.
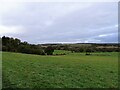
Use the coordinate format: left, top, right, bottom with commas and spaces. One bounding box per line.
2, 51, 118, 88
53, 50, 71, 55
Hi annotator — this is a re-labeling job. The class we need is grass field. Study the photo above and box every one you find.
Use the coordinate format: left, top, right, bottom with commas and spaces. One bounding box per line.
2, 51, 118, 88
53, 50, 71, 55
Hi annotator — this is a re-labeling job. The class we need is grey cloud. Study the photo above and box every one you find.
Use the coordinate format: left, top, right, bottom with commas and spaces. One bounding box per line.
1, 2, 118, 44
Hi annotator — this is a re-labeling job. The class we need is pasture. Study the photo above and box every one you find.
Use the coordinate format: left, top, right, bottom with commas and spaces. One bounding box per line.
2, 51, 118, 88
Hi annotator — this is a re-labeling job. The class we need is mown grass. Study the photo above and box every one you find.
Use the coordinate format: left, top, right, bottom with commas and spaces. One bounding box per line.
2, 51, 118, 88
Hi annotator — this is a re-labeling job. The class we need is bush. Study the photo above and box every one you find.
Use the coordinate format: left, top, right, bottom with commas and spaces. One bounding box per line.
45, 46, 54, 55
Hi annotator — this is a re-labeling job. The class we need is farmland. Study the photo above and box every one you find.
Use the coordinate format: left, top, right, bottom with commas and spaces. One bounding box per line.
2, 51, 118, 88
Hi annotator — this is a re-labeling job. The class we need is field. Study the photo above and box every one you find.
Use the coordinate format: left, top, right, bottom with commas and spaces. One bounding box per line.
2, 51, 118, 88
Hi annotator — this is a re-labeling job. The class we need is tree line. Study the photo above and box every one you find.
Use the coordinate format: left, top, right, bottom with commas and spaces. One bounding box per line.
1, 36, 119, 56
51, 43, 119, 53
1, 36, 54, 55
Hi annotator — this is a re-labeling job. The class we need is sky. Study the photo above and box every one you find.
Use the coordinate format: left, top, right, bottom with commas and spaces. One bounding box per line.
0, 0, 119, 44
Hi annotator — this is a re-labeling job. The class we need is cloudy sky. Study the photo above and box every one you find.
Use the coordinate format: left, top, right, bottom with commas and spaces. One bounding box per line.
0, 0, 119, 44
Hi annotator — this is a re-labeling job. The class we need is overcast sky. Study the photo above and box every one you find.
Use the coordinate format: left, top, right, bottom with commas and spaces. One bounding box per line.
0, 0, 118, 44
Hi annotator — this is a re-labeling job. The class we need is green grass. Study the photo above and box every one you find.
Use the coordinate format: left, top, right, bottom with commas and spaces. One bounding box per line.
53, 50, 71, 55
2, 51, 118, 88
